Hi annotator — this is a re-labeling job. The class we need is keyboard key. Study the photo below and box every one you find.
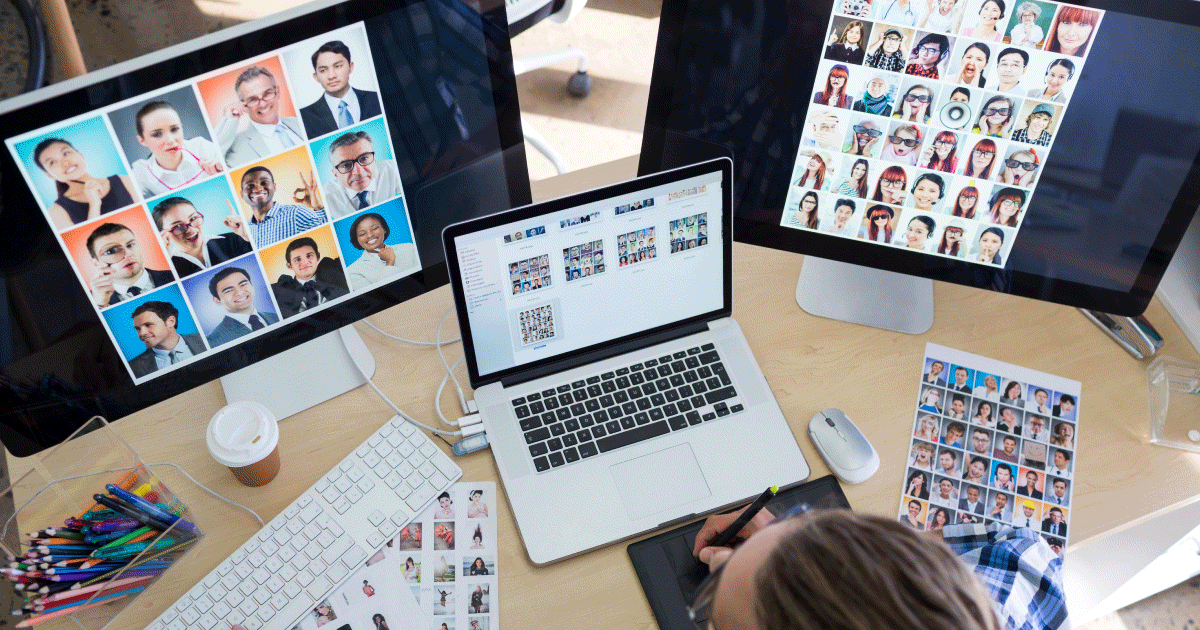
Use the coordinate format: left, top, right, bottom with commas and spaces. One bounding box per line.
608, 405, 624, 418
593, 424, 608, 438
557, 384, 572, 393
671, 360, 686, 373
673, 351, 687, 359
656, 378, 671, 391
699, 351, 720, 364
650, 408, 666, 421
629, 385, 644, 398
577, 428, 593, 442
620, 416, 636, 430
686, 356, 700, 369
548, 437, 563, 451
622, 402, 637, 415
705, 387, 738, 405
563, 433, 578, 447
701, 343, 715, 351
636, 397, 652, 411
635, 412, 650, 425
525, 428, 550, 444
658, 365, 672, 377
660, 355, 673, 363
570, 403, 586, 416
544, 397, 559, 410
556, 408, 572, 421
529, 401, 545, 414
587, 375, 601, 384
572, 380, 586, 389
670, 374, 685, 387
616, 367, 630, 375
549, 452, 566, 467
585, 399, 601, 412
558, 393, 573, 406
543, 388, 557, 398
604, 420, 620, 434
705, 377, 722, 389
630, 372, 645, 385
565, 418, 580, 432
614, 391, 630, 404
534, 456, 551, 472
715, 403, 730, 417
520, 417, 543, 432
668, 415, 688, 430
644, 359, 658, 367
597, 420, 671, 452
677, 398, 692, 412
687, 411, 703, 425
579, 442, 599, 458
527, 392, 542, 401
512, 396, 526, 406
594, 409, 609, 422
579, 414, 595, 427
572, 390, 587, 403
650, 393, 666, 406
731, 404, 745, 413
697, 366, 712, 379
564, 447, 580, 463
703, 412, 717, 421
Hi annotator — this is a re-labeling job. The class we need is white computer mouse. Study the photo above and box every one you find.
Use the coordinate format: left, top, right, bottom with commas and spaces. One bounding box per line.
808, 408, 879, 484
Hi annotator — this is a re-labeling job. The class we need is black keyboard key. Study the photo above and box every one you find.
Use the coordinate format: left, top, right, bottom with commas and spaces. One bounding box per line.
703, 412, 717, 421
579, 442, 598, 458
608, 405, 624, 418
686, 411, 702, 425
616, 367, 630, 375
688, 346, 703, 355
719, 372, 732, 386
623, 402, 638, 415
573, 390, 588, 403
657, 365, 672, 377
636, 397, 652, 411
541, 412, 556, 424
512, 396, 526, 406
714, 402, 730, 417
693, 381, 708, 394
649, 408, 665, 421
679, 384, 694, 398
635, 412, 651, 425
577, 428, 593, 442
660, 355, 673, 363
686, 356, 701, 369
544, 397, 560, 410
663, 403, 678, 416
525, 427, 550, 444
629, 372, 645, 385
587, 385, 603, 398
594, 424, 608, 438
556, 408, 571, 421
705, 387, 738, 405
529, 401, 545, 414
665, 389, 681, 402
565, 418, 580, 432
630, 362, 645, 371
644, 370, 659, 382
563, 433, 578, 448
559, 393, 573, 406
585, 399, 601, 412
644, 359, 658, 367
572, 380, 586, 389
602, 380, 618, 393
534, 456, 551, 472
587, 376, 601, 385
671, 360, 686, 373
579, 414, 594, 427
621, 416, 637, 430
594, 409, 609, 423
691, 395, 707, 408
599, 394, 615, 408
701, 343, 715, 351
515, 405, 530, 418
642, 382, 657, 395
668, 415, 688, 430
602, 371, 615, 380
699, 351, 720, 364
604, 420, 620, 434
564, 447, 580, 463
629, 386, 644, 399
557, 384, 572, 393
674, 351, 687, 359
697, 366, 712, 379
549, 452, 565, 467
670, 374, 685, 387
597, 420, 671, 453
529, 442, 549, 457
549, 423, 566, 436
519, 417, 543, 432
615, 376, 630, 389
542, 388, 557, 398
548, 437, 563, 451
527, 392, 542, 401
683, 370, 699, 383
731, 404, 745, 413
706, 377, 722, 389
656, 378, 671, 391
614, 391, 630, 404
650, 393, 666, 406
570, 403, 586, 416
677, 399, 692, 412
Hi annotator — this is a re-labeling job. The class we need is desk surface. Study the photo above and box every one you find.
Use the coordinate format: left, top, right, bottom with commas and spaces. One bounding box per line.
12, 157, 1200, 629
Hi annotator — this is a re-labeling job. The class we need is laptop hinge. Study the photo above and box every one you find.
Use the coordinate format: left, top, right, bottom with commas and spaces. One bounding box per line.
499, 320, 711, 389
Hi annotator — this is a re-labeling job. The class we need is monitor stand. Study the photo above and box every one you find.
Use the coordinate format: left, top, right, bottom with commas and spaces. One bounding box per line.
219, 326, 376, 421
795, 255, 934, 334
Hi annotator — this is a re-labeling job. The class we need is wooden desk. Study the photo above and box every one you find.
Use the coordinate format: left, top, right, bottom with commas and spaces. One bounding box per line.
11, 157, 1200, 629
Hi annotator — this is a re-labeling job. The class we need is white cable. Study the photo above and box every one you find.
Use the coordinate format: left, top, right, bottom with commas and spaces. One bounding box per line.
144, 462, 263, 526
359, 373, 461, 437
362, 319, 460, 346
435, 307, 470, 415
436, 354, 466, 426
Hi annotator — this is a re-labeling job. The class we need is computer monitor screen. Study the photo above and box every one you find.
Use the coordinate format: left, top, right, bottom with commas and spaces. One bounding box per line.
639, 0, 1200, 316
0, 0, 530, 456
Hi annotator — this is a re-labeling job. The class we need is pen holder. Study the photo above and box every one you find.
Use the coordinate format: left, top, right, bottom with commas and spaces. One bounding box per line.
0, 416, 203, 630
1147, 356, 1200, 454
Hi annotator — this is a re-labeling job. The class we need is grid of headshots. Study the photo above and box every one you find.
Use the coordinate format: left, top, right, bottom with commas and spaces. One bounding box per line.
614, 197, 655, 216
559, 211, 600, 229
3, 23, 422, 384
782, 0, 1102, 267
902, 354, 1079, 556
508, 254, 552, 294
669, 212, 709, 253
503, 224, 546, 243
562, 239, 605, 281
518, 305, 556, 346
617, 227, 657, 267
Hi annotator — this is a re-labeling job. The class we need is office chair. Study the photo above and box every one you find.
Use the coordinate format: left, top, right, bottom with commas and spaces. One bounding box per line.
507, 0, 591, 174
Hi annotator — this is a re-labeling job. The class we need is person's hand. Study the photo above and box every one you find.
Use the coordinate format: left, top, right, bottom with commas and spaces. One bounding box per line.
867, 31, 884, 53
159, 227, 174, 252
377, 245, 396, 266
90, 264, 116, 307
224, 200, 249, 241
225, 102, 246, 120
199, 156, 225, 176
827, 32, 839, 46
692, 506, 775, 571
83, 178, 104, 209
920, 146, 936, 165
293, 170, 324, 211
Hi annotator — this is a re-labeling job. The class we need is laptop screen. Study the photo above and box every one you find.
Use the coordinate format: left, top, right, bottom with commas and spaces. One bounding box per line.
449, 161, 730, 384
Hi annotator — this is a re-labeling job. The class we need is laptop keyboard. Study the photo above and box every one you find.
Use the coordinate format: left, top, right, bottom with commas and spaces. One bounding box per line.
511, 343, 745, 472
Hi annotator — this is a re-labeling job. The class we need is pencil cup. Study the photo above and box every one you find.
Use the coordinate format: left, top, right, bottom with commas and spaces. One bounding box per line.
207, 401, 281, 486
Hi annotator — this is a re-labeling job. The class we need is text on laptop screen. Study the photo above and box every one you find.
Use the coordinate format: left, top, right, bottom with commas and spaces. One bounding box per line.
455, 172, 725, 377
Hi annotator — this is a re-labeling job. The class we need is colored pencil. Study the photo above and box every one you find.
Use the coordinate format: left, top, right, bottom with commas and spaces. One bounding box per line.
14, 593, 134, 627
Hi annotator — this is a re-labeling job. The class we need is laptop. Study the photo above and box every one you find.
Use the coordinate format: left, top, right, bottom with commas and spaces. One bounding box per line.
443, 158, 810, 564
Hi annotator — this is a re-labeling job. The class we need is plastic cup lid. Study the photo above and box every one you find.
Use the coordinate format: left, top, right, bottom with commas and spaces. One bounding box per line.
207, 401, 279, 468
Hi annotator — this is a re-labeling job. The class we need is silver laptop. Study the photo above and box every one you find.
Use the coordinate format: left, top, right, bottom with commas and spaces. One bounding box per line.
442, 158, 810, 564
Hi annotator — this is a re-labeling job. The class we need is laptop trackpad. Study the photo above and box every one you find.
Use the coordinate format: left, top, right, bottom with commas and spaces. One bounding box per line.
610, 444, 711, 522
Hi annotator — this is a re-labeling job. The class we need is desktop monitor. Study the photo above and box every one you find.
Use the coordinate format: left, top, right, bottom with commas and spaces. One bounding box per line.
0, 0, 530, 457
638, 0, 1200, 330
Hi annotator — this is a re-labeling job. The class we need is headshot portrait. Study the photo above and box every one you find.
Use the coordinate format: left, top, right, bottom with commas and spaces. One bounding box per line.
1026, 57, 1076, 103
904, 31, 954, 80
844, 114, 884, 159
825, 17, 873, 65
948, 364, 975, 393
150, 178, 253, 280
881, 121, 925, 167
1010, 101, 1060, 146
934, 218, 970, 258
972, 94, 1018, 138
799, 106, 848, 153
986, 488, 1013, 521
985, 186, 1027, 227
971, 399, 995, 428
957, 483, 986, 515
1005, 0, 1055, 48
905, 468, 931, 500
334, 198, 420, 291
923, 358, 948, 386
308, 117, 401, 219
835, 156, 875, 200
260, 228, 350, 319
229, 146, 328, 248
893, 211, 938, 251
14, 117, 140, 230
945, 179, 983, 219
864, 26, 913, 72
961, 138, 1003, 181
1047, 446, 1074, 478
993, 432, 1020, 463
181, 260, 279, 348
60, 205, 174, 310
195, 57, 304, 169
921, 130, 962, 173
1026, 384, 1053, 415
973, 370, 1002, 400
970, 225, 1009, 265
1017, 467, 1045, 499
1041, 505, 1068, 537
920, 0, 965, 33
852, 72, 898, 118
791, 148, 836, 192
989, 460, 1016, 491
1044, 5, 1100, 57
463, 556, 495, 576
990, 47, 1031, 94
813, 61, 856, 110
930, 474, 961, 507
908, 439, 937, 471
1052, 392, 1077, 421
858, 203, 899, 242
968, 426, 995, 457
995, 145, 1037, 189
1045, 475, 1070, 507
997, 403, 1024, 434
948, 40, 991, 87
898, 498, 928, 531
784, 191, 824, 230
100, 284, 205, 378
959, 0, 1008, 42
1012, 498, 1041, 528
107, 86, 224, 200
281, 25, 383, 140
893, 79, 937, 125
907, 173, 946, 213
913, 413, 941, 442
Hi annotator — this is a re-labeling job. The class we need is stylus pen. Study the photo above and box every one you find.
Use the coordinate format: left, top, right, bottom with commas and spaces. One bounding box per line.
709, 485, 778, 549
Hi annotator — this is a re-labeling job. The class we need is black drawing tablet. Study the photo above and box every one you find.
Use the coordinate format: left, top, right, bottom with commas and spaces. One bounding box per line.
626, 475, 851, 630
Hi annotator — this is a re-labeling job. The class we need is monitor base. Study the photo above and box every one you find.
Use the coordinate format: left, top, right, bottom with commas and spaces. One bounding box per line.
219, 326, 376, 421
795, 256, 934, 334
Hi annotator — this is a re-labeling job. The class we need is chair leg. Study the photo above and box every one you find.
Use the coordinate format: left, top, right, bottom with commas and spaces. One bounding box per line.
521, 115, 567, 175
513, 46, 589, 76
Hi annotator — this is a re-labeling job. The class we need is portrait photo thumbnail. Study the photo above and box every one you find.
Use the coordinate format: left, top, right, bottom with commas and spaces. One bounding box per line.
148, 176, 252, 280
503, 225, 546, 244
101, 282, 206, 368
194, 56, 303, 170
333, 198, 421, 292
562, 239, 605, 282
669, 212, 708, 253
514, 302, 559, 348
507, 253, 552, 295
616, 226, 657, 267
260, 225, 350, 320
59, 204, 174, 311
559, 211, 601, 229
307, 116, 400, 220
614, 197, 654, 216
279, 22, 383, 142
181, 255, 280, 349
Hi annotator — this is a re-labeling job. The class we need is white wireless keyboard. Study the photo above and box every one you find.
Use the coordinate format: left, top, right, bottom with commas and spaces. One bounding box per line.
147, 415, 462, 630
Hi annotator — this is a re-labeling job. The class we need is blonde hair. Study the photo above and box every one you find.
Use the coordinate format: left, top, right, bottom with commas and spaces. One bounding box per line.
755, 511, 1003, 630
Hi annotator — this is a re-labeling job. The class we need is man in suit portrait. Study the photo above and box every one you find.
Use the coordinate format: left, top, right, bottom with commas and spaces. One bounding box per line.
299, 40, 382, 139
129, 300, 207, 378
323, 130, 404, 219
214, 66, 306, 167
86, 222, 175, 308
205, 266, 279, 347
270, 236, 349, 318
152, 197, 253, 278
1041, 507, 1067, 537
957, 485, 984, 515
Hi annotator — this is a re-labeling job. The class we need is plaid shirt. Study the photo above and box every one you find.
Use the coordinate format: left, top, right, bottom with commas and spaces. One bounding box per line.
866, 49, 906, 72
1010, 128, 1054, 147
248, 201, 328, 248
943, 524, 1069, 630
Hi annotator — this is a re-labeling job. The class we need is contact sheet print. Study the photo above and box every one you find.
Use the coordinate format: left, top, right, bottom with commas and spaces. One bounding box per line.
784, 0, 1103, 266
900, 344, 1080, 553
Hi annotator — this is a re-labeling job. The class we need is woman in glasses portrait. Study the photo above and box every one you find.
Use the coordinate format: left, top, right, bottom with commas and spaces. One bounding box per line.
905, 33, 952, 79
996, 149, 1039, 187
972, 95, 1016, 137
864, 27, 908, 72
857, 203, 896, 242
949, 184, 980, 219
961, 138, 998, 178
813, 64, 854, 109
791, 191, 821, 230
871, 165, 909, 205
127, 101, 225, 199
880, 123, 923, 166
986, 187, 1027, 226
892, 83, 934, 123
937, 219, 967, 257
922, 130, 960, 172
843, 119, 882, 157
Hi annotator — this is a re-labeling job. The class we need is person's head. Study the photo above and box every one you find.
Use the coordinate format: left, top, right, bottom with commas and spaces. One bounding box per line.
471, 489, 483, 501
473, 557, 484, 568
833, 199, 856, 226
977, 96, 1014, 132
703, 510, 1002, 630
473, 525, 483, 544
873, 167, 906, 203
972, 429, 991, 453
209, 267, 256, 314
939, 478, 954, 496
866, 204, 896, 238
989, 187, 1027, 226
32, 138, 88, 192
350, 212, 391, 251
87, 223, 145, 282
995, 47, 1029, 85
373, 613, 385, 625
240, 166, 276, 211
1002, 435, 1017, 453
939, 448, 958, 471
952, 186, 978, 218
984, 374, 997, 391
899, 86, 932, 121
919, 414, 938, 435
1047, 507, 1063, 523
977, 227, 1004, 261
1021, 502, 1035, 518
328, 131, 377, 192
135, 101, 185, 160
922, 387, 941, 405
1053, 449, 1071, 469
892, 123, 923, 156
966, 485, 981, 502
908, 469, 926, 487
438, 491, 452, 508
994, 491, 1008, 508
285, 237, 321, 282
865, 75, 890, 101
799, 191, 819, 215
152, 197, 206, 248
838, 20, 865, 45
950, 86, 971, 104
916, 441, 934, 461
1034, 388, 1049, 405
1044, 58, 1076, 92
1028, 414, 1046, 434
881, 28, 904, 53
978, 0, 1006, 24
824, 64, 850, 96
1004, 380, 1022, 400
929, 361, 944, 376
1016, 1, 1041, 23
939, 220, 964, 255
967, 138, 998, 177
311, 40, 354, 97
234, 66, 281, 125
954, 366, 969, 384
929, 130, 959, 165
951, 396, 965, 413
1052, 478, 1067, 497
904, 215, 936, 249
405, 557, 415, 568
316, 603, 331, 615
933, 507, 949, 526
1046, 6, 1099, 55
977, 401, 992, 418
131, 301, 180, 350
1055, 421, 1075, 442
1025, 470, 1039, 488
912, 34, 950, 67
958, 43, 991, 81
911, 173, 945, 209
850, 120, 881, 154
968, 458, 986, 480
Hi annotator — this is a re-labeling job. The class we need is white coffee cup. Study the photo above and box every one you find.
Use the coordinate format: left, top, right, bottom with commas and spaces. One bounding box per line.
207, 401, 280, 487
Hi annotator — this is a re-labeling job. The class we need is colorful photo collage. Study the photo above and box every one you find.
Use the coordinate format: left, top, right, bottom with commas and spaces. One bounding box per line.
559, 211, 601, 229
901, 344, 1079, 556
4, 22, 422, 383
518, 304, 557, 347
396, 482, 498, 630
508, 254, 552, 295
617, 227, 657, 267
563, 239, 605, 282
783, 0, 1102, 265
288, 537, 425, 630
503, 225, 546, 244
669, 212, 709, 253
614, 197, 656, 216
